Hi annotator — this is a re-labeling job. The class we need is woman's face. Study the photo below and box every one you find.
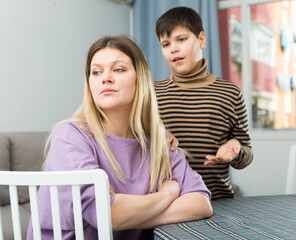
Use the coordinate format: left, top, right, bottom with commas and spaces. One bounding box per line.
89, 47, 136, 114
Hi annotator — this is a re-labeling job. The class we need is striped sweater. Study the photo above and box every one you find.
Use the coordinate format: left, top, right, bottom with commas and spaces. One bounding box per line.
154, 59, 253, 200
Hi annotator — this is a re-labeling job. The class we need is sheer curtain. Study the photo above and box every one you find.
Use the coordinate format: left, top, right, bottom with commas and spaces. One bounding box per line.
133, 0, 222, 82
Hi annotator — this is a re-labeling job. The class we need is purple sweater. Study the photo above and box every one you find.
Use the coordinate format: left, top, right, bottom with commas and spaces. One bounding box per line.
27, 121, 211, 240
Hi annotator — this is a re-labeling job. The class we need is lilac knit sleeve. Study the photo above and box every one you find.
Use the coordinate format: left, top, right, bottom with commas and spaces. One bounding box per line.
170, 149, 211, 199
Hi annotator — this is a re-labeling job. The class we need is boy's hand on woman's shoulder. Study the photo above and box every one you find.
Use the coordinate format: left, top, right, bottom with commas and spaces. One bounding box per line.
165, 130, 179, 151
204, 139, 241, 165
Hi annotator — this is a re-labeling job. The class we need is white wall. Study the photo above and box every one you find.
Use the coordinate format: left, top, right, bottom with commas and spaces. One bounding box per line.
0, 0, 131, 132
230, 137, 296, 197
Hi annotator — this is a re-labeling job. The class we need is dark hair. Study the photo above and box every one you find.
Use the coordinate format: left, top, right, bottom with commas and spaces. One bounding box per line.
156, 6, 204, 40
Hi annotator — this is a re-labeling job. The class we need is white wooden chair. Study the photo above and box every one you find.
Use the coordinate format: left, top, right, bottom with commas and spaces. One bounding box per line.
285, 145, 296, 194
0, 169, 113, 240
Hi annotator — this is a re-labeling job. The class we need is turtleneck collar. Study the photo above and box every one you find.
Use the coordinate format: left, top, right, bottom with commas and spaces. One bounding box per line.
170, 58, 216, 88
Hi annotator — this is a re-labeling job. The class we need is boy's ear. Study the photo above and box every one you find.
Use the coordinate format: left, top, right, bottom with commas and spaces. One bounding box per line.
199, 32, 206, 49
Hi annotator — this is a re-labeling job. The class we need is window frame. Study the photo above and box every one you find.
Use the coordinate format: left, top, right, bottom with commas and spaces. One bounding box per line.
217, 0, 296, 140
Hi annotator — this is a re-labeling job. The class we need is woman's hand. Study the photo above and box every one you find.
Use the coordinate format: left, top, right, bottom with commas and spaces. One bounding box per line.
158, 180, 180, 201
204, 139, 241, 165
109, 185, 115, 195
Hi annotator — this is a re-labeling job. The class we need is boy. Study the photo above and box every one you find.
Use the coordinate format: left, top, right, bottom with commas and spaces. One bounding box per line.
154, 6, 253, 200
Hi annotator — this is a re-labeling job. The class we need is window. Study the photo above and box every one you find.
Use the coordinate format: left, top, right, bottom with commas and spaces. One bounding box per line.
218, 0, 296, 133
219, 6, 242, 88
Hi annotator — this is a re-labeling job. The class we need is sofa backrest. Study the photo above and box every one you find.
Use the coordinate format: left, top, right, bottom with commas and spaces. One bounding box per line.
0, 134, 10, 206
0, 132, 48, 206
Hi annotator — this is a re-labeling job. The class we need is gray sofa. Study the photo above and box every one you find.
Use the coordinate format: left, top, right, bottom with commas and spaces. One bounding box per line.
0, 132, 48, 240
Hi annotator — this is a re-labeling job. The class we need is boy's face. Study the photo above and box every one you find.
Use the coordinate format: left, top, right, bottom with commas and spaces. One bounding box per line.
159, 26, 206, 75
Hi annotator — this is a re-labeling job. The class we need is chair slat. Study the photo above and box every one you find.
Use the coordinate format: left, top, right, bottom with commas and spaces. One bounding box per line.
50, 186, 62, 240
29, 186, 41, 240
286, 145, 296, 194
72, 185, 84, 240
9, 185, 22, 240
94, 172, 113, 240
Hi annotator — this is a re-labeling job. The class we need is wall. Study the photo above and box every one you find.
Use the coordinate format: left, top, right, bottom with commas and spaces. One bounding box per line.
0, 0, 131, 132
230, 137, 295, 197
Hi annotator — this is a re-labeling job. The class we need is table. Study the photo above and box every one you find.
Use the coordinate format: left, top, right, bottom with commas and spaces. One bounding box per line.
154, 194, 296, 240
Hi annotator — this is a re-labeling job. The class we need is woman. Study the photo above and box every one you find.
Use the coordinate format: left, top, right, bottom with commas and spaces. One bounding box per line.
27, 35, 212, 240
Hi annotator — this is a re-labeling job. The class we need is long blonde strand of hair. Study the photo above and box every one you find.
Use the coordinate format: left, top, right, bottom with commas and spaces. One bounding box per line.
130, 62, 172, 192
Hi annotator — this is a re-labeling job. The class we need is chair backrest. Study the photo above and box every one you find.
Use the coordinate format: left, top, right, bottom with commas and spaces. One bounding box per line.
0, 169, 113, 240
285, 145, 296, 194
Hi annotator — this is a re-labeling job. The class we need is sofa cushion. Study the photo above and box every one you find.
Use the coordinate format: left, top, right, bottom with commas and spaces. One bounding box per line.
0, 203, 31, 240
0, 133, 11, 206
5, 132, 48, 204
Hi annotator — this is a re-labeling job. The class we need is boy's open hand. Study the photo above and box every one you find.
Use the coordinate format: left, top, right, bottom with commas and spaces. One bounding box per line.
204, 139, 241, 165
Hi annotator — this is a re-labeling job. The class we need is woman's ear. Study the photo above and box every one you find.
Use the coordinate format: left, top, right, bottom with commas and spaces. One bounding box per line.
199, 32, 206, 49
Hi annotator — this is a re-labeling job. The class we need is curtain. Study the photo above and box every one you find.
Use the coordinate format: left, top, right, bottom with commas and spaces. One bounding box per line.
133, 0, 222, 82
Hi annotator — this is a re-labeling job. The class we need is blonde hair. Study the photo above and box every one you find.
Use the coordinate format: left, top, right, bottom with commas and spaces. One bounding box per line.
45, 36, 171, 192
